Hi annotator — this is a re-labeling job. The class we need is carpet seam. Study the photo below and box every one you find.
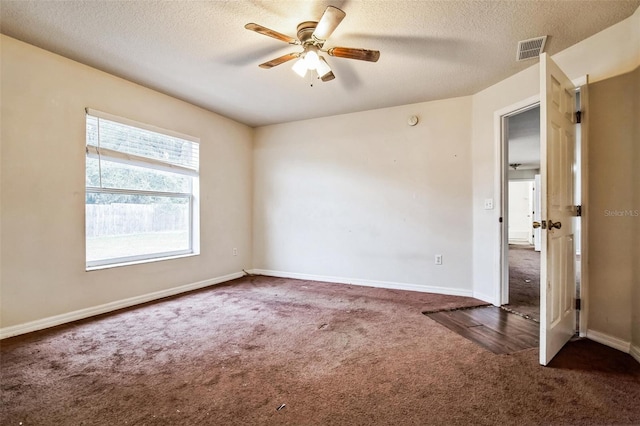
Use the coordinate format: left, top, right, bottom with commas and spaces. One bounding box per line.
421, 303, 491, 315
499, 305, 540, 323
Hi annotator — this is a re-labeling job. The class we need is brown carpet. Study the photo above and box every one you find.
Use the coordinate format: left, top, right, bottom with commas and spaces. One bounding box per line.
507, 244, 540, 322
2, 275, 640, 425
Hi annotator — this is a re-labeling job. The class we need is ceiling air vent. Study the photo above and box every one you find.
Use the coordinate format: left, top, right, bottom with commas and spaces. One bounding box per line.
516, 36, 547, 61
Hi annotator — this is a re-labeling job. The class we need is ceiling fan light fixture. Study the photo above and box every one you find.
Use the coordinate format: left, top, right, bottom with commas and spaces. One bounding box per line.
304, 49, 320, 69
316, 56, 332, 78
292, 58, 308, 77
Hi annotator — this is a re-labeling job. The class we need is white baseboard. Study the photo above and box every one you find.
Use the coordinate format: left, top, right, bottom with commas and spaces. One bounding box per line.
248, 269, 474, 298
472, 291, 496, 305
0, 271, 244, 340
586, 329, 631, 353
508, 232, 531, 243
630, 344, 640, 364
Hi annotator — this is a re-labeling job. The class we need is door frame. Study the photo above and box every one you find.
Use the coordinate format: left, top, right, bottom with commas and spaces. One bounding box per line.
494, 95, 540, 306
576, 80, 590, 337
493, 76, 589, 336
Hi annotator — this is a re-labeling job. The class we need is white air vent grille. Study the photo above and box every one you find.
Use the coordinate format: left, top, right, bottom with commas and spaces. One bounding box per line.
516, 36, 547, 61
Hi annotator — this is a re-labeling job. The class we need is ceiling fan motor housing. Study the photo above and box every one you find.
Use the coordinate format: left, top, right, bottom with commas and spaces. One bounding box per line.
297, 21, 318, 45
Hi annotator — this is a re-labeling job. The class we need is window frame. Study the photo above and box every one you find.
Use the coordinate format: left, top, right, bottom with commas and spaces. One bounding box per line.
85, 109, 200, 270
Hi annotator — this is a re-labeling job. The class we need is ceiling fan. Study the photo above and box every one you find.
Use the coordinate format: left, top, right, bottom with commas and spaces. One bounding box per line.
244, 6, 380, 82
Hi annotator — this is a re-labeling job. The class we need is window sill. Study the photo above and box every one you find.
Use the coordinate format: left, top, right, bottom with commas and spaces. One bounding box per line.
86, 252, 199, 272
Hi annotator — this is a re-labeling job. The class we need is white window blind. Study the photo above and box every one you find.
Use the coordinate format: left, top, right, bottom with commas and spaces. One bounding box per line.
85, 108, 199, 177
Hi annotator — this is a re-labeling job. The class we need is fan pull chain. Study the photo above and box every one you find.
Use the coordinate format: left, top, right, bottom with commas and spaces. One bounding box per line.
309, 69, 319, 87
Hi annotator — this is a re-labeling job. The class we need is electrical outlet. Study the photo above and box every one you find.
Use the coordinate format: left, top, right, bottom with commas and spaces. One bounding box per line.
435, 254, 442, 265
233, 248, 238, 256
484, 198, 494, 210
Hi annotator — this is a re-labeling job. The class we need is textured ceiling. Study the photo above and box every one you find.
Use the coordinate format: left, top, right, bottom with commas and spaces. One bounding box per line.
1, 1, 639, 127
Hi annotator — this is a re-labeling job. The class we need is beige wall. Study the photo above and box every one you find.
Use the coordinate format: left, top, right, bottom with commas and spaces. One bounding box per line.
588, 68, 638, 343
253, 97, 473, 294
470, 4, 640, 342
0, 36, 253, 332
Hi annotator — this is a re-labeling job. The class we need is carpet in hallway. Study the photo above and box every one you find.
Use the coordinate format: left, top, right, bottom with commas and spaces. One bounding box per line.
507, 244, 540, 321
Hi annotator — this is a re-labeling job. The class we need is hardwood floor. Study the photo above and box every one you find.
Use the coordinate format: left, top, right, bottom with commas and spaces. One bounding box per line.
425, 306, 539, 354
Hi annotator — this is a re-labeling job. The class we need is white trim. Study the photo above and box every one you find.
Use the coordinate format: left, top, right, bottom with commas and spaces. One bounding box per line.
248, 269, 474, 298
630, 344, 640, 364
577, 76, 590, 337
473, 291, 496, 305
493, 94, 540, 306
0, 272, 243, 340
571, 75, 588, 87
586, 329, 631, 353
508, 234, 531, 243
86, 251, 197, 271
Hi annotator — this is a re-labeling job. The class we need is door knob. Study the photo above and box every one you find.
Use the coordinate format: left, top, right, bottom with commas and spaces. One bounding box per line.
548, 220, 562, 230
533, 221, 541, 229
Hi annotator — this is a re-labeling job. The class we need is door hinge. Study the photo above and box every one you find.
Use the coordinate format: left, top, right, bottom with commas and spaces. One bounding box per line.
575, 298, 581, 311
499, 217, 503, 223
575, 205, 582, 217
576, 110, 582, 123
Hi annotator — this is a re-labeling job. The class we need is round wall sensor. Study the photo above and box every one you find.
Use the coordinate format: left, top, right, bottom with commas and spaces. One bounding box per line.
407, 115, 419, 126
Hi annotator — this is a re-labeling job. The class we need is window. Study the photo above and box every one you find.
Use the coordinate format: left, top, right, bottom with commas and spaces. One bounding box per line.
85, 109, 199, 269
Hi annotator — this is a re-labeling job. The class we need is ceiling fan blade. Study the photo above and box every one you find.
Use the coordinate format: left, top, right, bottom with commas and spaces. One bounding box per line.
312, 6, 346, 41
245, 23, 298, 44
327, 47, 380, 62
320, 71, 335, 82
258, 53, 300, 69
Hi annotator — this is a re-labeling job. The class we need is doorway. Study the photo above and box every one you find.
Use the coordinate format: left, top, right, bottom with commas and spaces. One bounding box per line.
498, 89, 585, 337
503, 106, 542, 323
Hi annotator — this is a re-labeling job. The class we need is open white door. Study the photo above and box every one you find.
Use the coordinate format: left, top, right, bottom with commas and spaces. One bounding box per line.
539, 53, 577, 366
